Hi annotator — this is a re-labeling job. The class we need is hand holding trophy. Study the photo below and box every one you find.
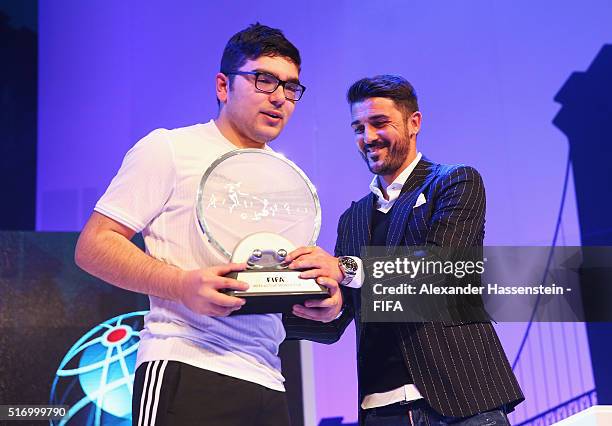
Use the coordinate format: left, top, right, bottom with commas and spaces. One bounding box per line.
196, 149, 329, 315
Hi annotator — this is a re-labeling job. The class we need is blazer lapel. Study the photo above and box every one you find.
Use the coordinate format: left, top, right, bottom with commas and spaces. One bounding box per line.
386, 159, 437, 249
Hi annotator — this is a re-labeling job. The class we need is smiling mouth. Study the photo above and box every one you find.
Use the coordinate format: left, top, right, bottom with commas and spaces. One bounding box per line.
367, 145, 387, 155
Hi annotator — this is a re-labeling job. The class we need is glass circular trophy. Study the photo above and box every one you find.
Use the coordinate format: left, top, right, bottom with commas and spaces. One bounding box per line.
196, 149, 328, 314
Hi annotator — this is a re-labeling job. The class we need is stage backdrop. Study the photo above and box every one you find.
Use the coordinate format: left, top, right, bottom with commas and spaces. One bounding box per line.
37, 1, 612, 424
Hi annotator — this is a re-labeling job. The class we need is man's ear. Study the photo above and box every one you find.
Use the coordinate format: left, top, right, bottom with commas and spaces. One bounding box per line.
216, 72, 229, 104
409, 111, 422, 137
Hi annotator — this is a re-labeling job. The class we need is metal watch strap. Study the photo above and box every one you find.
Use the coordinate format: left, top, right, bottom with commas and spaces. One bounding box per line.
338, 256, 357, 286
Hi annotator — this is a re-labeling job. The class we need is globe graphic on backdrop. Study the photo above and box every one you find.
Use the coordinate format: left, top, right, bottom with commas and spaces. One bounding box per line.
50, 311, 148, 426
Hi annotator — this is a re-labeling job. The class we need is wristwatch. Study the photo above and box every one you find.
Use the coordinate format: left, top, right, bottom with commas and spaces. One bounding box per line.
338, 256, 358, 286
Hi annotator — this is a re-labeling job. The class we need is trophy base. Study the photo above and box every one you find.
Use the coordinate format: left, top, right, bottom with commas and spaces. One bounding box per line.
225, 269, 329, 315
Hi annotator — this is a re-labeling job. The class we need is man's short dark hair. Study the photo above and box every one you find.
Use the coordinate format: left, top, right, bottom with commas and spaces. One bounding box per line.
347, 75, 419, 116
220, 23, 301, 74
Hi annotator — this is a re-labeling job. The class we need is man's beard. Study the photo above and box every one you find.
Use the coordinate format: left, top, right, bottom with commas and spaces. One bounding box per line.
361, 135, 410, 177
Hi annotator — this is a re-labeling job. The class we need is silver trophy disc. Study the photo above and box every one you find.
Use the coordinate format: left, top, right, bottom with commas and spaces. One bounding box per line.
195, 149, 327, 314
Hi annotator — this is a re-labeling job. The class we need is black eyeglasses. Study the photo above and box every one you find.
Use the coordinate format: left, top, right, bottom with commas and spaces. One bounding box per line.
224, 71, 306, 101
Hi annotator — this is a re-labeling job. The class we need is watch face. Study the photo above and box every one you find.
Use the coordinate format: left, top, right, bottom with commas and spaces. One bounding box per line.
340, 257, 358, 274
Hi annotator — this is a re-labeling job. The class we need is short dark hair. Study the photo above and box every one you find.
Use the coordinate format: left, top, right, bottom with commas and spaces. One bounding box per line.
220, 23, 301, 74
347, 75, 419, 115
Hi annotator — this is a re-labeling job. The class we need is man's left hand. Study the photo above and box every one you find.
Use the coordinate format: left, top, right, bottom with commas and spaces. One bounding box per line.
285, 246, 343, 283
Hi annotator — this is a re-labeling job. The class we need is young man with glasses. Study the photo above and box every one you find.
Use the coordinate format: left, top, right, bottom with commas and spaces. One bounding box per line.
75, 23, 341, 426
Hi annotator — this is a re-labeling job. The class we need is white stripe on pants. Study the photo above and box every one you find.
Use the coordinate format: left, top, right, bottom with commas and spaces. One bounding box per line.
137, 360, 168, 426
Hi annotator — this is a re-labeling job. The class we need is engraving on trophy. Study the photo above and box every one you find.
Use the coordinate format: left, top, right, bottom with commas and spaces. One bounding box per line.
205, 181, 309, 222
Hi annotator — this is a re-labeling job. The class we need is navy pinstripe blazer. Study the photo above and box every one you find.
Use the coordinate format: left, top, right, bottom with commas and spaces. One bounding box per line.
284, 157, 524, 419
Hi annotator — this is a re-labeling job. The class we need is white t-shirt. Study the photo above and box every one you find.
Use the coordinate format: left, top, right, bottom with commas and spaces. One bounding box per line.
95, 120, 286, 391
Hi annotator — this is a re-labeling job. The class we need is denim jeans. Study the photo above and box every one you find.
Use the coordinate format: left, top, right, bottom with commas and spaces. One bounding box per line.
363, 402, 510, 426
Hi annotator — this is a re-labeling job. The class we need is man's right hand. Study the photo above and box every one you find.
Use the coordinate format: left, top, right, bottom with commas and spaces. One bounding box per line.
178, 263, 250, 317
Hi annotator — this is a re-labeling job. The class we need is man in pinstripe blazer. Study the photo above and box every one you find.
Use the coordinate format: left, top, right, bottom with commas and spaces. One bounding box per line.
284, 75, 524, 425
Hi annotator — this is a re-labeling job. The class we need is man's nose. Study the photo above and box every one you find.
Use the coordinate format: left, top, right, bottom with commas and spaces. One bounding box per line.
364, 126, 378, 144
269, 84, 286, 106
